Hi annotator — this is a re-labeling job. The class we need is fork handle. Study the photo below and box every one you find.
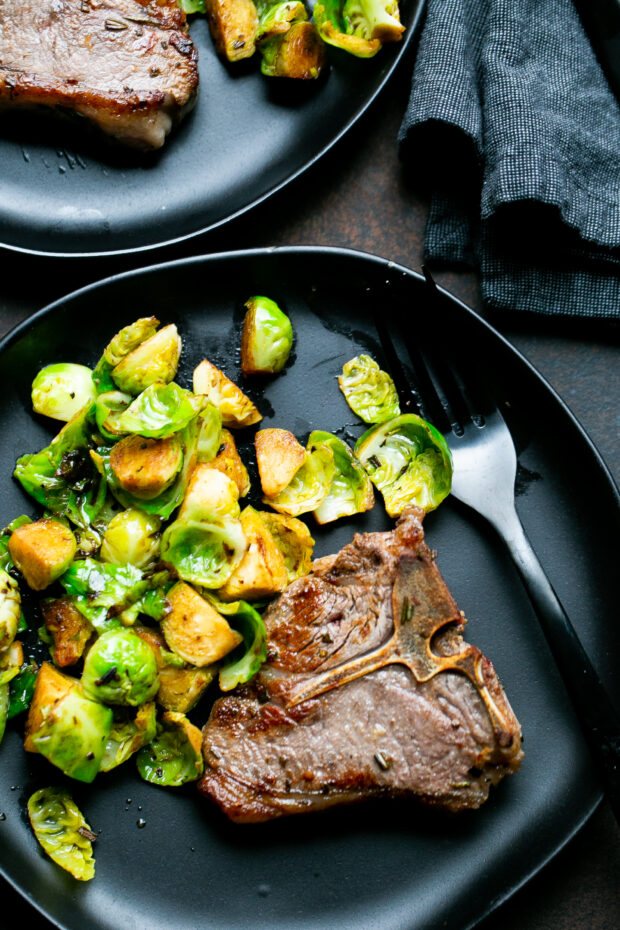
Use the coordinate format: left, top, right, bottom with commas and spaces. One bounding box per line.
500, 509, 620, 823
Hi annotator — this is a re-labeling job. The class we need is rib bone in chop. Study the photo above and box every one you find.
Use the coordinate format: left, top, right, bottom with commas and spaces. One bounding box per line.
200, 507, 523, 822
0, 0, 199, 148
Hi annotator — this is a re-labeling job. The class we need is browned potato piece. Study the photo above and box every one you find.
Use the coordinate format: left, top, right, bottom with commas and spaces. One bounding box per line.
8, 519, 77, 591
218, 506, 288, 601
193, 359, 261, 428
133, 625, 215, 713
41, 597, 93, 668
255, 428, 306, 498
265, 22, 326, 79
204, 429, 250, 498
162, 582, 242, 667
205, 0, 259, 61
109, 434, 183, 500
24, 661, 73, 752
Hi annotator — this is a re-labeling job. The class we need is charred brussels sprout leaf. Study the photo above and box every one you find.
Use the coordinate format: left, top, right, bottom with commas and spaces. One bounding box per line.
339, 355, 401, 424
28, 788, 96, 881
100, 510, 161, 569
82, 629, 159, 706
32, 364, 97, 422
308, 431, 374, 523
355, 414, 452, 516
101, 382, 206, 439
14, 405, 107, 529
136, 712, 203, 787
214, 598, 268, 691
241, 296, 293, 375
265, 444, 336, 516
100, 702, 157, 772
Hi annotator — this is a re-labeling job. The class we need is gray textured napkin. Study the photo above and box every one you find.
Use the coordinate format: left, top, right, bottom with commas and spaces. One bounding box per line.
399, 0, 620, 318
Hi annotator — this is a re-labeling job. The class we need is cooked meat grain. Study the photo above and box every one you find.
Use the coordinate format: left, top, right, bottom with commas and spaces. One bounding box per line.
200, 507, 523, 822
0, 0, 199, 148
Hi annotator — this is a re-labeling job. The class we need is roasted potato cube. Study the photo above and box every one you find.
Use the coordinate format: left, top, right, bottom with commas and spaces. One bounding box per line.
24, 661, 75, 752
205, 0, 259, 61
41, 597, 93, 667
255, 427, 306, 498
193, 359, 261, 428
109, 434, 183, 500
204, 429, 250, 498
133, 625, 215, 713
257, 510, 314, 582
162, 582, 242, 667
9, 519, 77, 591
218, 506, 288, 601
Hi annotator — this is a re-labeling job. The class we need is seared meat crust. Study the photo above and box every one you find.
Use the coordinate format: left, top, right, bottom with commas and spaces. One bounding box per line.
0, 0, 199, 148
200, 508, 523, 822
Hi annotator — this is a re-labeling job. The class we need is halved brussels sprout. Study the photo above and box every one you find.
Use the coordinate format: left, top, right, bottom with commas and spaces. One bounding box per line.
111, 325, 182, 396
196, 402, 223, 463
136, 712, 204, 787
8, 518, 77, 591
307, 431, 374, 524
161, 582, 242, 666
241, 296, 293, 375
32, 363, 97, 422
355, 414, 452, 515
193, 359, 262, 428
0, 568, 21, 652
161, 470, 246, 589
100, 702, 157, 772
101, 382, 206, 439
28, 788, 96, 881
213, 598, 268, 691
81, 629, 159, 706
93, 317, 160, 394
338, 355, 401, 424
109, 434, 184, 501
14, 404, 107, 530
25, 662, 113, 782
265, 444, 336, 516
260, 20, 325, 78
255, 427, 306, 498
100, 510, 161, 568
256, 511, 314, 582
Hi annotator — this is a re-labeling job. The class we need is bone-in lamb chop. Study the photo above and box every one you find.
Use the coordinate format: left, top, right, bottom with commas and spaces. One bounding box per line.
200, 507, 523, 822
0, 0, 199, 149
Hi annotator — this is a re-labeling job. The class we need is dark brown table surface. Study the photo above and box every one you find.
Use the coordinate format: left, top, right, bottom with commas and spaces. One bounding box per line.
1, 51, 619, 930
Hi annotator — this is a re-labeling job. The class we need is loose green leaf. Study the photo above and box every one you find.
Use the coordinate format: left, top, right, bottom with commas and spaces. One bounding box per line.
307, 430, 374, 523
215, 599, 268, 691
136, 713, 203, 787
101, 382, 206, 439
338, 354, 401, 424
27, 788, 96, 881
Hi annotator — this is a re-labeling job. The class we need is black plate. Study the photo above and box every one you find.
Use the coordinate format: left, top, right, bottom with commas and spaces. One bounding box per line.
0, 247, 618, 930
0, 4, 424, 258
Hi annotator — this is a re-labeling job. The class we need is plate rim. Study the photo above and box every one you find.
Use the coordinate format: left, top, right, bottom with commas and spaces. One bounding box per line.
0, 244, 618, 930
0, 2, 427, 260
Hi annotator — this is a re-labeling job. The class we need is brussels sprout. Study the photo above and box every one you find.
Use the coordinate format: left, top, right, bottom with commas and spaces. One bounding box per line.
210, 597, 268, 691
257, 511, 314, 582
355, 414, 452, 516
41, 597, 93, 668
161, 582, 242, 666
93, 317, 160, 394
0, 568, 21, 652
111, 324, 182, 396
196, 402, 223, 464
81, 629, 159, 706
203, 429, 251, 498
260, 21, 326, 78
14, 404, 107, 529
193, 359, 262, 428
32, 363, 97, 422
101, 382, 206, 439
100, 510, 161, 568
241, 296, 293, 375
265, 444, 336, 516
100, 702, 157, 772
161, 470, 246, 589
307, 431, 374, 524
28, 788, 97, 881
59, 559, 159, 632
25, 662, 113, 782
338, 355, 401, 424
8, 518, 77, 591
255, 428, 306, 498
218, 506, 288, 601
136, 712, 204, 787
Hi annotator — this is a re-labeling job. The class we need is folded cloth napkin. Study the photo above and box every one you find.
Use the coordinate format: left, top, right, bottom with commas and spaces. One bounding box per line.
398, 0, 620, 318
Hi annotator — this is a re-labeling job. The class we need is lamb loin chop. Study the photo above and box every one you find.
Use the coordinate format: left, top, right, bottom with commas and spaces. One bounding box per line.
0, 0, 198, 149
200, 507, 523, 822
